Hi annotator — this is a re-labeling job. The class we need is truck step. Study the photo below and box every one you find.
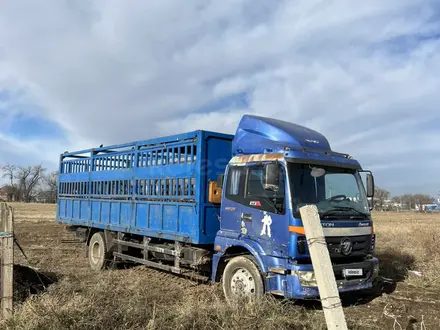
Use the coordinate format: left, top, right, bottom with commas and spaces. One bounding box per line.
113, 239, 180, 256
113, 252, 181, 274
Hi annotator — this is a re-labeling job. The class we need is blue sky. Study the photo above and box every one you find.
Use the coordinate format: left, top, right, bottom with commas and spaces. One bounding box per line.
1, 0, 440, 197
7, 115, 64, 140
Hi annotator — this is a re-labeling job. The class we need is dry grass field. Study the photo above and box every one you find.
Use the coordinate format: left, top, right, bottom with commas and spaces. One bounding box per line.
1, 203, 440, 329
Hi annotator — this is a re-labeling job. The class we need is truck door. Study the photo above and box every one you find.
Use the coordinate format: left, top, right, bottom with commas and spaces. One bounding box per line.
220, 166, 247, 236
240, 163, 288, 255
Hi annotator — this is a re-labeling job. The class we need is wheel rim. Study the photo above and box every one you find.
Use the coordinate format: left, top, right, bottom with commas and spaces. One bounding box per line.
230, 267, 256, 297
91, 241, 102, 264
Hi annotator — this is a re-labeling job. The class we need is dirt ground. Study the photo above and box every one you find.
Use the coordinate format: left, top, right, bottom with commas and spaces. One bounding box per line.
2, 203, 440, 329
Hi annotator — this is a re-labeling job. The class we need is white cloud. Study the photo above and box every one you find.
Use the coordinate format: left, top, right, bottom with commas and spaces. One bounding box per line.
0, 133, 61, 168
0, 0, 439, 195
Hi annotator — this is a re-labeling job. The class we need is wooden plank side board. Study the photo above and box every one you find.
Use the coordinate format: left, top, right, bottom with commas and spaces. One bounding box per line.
299, 205, 348, 330
0, 202, 14, 319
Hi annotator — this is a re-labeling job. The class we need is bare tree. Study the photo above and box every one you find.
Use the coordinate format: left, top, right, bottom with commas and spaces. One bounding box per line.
412, 194, 435, 211
16, 165, 46, 202
1, 164, 20, 201
400, 194, 414, 210
391, 196, 401, 204
393, 194, 434, 211
1, 164, 16, 186
0, 185, 14, 202
43, 171, 59, 203
374, 187, 389, 211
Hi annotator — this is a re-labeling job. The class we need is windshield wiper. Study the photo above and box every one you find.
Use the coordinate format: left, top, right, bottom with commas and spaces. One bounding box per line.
321, 206, 367, 217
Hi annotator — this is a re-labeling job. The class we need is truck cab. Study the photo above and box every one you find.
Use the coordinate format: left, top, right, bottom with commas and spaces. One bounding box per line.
212, 115, 378, 300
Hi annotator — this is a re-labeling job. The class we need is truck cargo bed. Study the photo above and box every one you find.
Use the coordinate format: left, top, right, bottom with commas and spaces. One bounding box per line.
57, 130, 233, 244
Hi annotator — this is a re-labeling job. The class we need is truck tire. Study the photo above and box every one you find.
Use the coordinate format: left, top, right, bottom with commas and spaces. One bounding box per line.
88, 232, 111, 271
222, 255, 264, 302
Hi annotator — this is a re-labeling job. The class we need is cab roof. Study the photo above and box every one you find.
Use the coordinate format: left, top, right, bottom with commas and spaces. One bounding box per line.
232, 115, 331, 155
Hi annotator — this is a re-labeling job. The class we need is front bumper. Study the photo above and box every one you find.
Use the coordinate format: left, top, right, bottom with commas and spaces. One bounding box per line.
267, 257, 379, 299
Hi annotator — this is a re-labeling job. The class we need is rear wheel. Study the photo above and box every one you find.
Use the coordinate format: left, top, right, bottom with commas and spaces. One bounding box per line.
88, 232, 111, 271
222, 255, 264, 302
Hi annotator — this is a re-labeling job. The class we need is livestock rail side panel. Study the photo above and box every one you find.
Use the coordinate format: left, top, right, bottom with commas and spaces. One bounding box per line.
57, 130, 233, 244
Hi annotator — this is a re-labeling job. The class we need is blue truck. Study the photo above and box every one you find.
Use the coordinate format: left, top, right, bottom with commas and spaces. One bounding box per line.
57, 115, 378, 300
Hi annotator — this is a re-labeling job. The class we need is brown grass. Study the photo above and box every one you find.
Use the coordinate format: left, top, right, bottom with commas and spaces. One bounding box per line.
2, 204, 440, 329
373, 212, 440, 289
7, 202, 56, 222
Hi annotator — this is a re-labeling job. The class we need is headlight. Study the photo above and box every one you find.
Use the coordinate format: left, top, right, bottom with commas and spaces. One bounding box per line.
297, 236, 306, 254
373, 262, 379, 277
297, 271, 317, 287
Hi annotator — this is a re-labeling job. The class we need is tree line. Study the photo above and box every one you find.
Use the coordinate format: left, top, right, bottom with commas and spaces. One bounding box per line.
0, 164, 58, 203
374, 187, 435, 211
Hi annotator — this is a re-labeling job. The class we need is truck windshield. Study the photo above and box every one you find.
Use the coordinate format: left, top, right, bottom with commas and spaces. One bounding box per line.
287, 162, 370, 218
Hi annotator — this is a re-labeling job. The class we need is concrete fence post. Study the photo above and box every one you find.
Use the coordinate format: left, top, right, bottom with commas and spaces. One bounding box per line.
0, 202, 14, 319
300, 205, 348, 330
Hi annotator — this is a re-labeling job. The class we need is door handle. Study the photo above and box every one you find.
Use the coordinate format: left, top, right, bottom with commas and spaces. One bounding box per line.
241, 213, 252, 222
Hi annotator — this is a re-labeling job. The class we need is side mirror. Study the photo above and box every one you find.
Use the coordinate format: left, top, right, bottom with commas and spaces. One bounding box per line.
264, 163, 280, 191
366, 173, 374, 198
216, 174, 224, 189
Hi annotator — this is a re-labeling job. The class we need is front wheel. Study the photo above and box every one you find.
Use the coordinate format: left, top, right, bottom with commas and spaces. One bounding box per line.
222, 255, 265, 302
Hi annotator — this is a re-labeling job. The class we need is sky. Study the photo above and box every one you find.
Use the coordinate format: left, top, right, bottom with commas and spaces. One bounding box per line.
0, 0, 440, 197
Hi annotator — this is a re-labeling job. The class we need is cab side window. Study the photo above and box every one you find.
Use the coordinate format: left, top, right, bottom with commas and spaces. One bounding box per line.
245, 165, 285, 214
225, 166, 246, 204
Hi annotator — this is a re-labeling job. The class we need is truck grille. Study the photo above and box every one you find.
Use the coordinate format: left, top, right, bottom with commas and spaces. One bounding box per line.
326, 235, 372, 258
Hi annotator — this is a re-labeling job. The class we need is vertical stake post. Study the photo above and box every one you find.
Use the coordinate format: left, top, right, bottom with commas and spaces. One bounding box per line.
1, 203, 14, 319
300, 205, 348, 330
